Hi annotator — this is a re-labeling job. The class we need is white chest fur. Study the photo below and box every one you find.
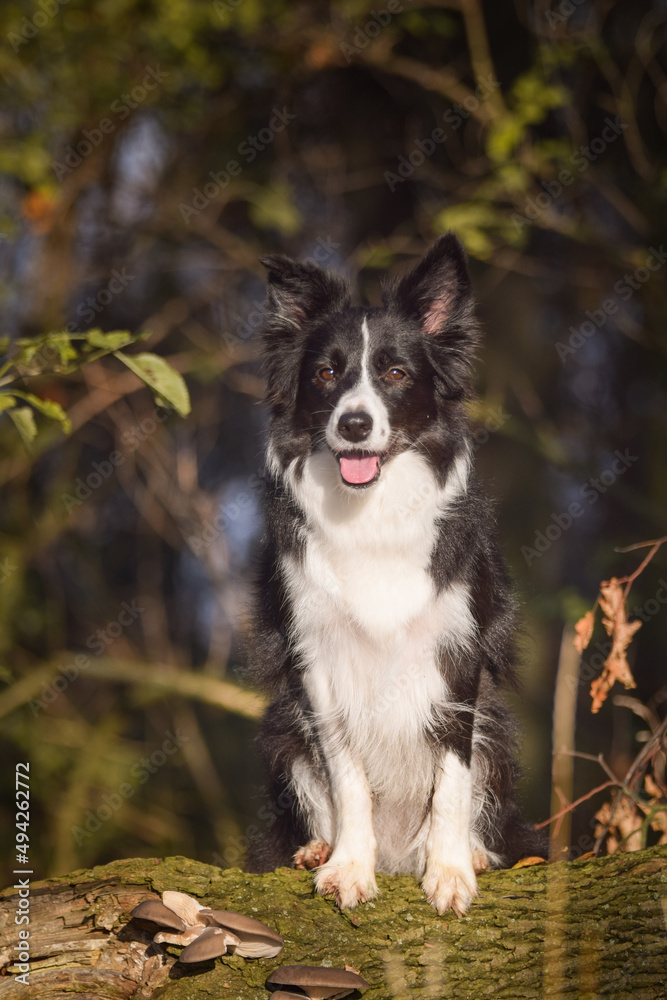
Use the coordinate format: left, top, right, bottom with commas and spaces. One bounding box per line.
284, 447, 469, 634
280, 448, 476, 799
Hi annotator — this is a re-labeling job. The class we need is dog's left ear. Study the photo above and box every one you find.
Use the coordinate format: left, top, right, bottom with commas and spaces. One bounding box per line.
384, 233, 474, 337
384, 233, 480, 397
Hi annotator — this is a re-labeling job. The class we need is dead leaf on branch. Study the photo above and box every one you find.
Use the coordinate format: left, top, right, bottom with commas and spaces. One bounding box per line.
594, 796, 644, 854
640, 774, 667, 845
589, 578, 640, 713
574, 609, 595, 654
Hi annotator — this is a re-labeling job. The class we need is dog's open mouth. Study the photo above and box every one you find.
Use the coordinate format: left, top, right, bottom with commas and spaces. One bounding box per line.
337, 451, 382, 487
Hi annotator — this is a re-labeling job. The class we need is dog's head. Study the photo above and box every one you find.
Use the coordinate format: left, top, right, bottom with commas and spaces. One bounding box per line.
261, 233, 480, 488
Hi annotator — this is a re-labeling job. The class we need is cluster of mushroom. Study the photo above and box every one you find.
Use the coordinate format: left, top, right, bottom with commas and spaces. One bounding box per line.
130, 890, 284, 963
266, 965, 369, 999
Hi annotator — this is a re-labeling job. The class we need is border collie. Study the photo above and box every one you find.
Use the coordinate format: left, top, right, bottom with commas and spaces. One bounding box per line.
246, 233, 544, 915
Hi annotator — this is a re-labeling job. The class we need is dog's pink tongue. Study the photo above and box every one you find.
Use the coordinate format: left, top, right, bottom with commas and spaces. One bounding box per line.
340, 454, 379, 484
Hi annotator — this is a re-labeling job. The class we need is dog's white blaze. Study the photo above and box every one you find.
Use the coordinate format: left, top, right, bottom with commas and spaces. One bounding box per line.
325, 315, 391, 453
281, 447, 480, 873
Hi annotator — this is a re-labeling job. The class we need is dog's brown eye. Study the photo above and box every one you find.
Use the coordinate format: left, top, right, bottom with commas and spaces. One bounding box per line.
318, 367, 336, 382
386, 368, 407, 381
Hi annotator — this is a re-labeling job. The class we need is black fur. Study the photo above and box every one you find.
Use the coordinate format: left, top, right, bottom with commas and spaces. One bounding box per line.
245, 234, 546, 886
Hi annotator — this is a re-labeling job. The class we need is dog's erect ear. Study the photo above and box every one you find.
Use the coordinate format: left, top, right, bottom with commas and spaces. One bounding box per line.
260, 254, 350, 409
260, 254, 350, 333
384, 233, 480, 398
384, 233, 473, 336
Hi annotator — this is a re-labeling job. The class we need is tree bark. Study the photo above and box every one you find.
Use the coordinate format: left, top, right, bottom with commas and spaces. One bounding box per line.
1, 846, 665, 999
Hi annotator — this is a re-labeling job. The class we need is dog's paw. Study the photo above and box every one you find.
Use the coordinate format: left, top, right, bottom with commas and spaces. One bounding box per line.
472, 847, 491, 874
422, 862, 477, 916
314, 857, 378, 909
293, 839, 332, 870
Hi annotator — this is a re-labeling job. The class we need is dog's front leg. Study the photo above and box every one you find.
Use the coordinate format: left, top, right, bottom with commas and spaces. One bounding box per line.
422, 748, 477, 915
313, 746, 378, 908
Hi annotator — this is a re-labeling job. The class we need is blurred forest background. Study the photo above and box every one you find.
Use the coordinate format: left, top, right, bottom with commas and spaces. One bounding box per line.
0, 0, 665, 885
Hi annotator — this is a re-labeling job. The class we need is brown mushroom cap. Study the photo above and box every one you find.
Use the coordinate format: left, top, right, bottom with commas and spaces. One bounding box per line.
130, 899, 186, 933
200, 909, 284, 958
179, 925, 240, 963
266, 966, 369, 999
161, 890, 206, 927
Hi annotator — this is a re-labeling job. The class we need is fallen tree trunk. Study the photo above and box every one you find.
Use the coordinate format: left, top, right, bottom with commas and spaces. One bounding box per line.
0, 846, 665, 999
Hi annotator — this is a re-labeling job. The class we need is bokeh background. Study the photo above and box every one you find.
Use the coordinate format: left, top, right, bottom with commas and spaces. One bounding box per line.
0, 0, 665, 885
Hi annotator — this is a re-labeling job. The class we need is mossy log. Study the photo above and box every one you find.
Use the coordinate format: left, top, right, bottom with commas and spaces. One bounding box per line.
1, 847, 666, 999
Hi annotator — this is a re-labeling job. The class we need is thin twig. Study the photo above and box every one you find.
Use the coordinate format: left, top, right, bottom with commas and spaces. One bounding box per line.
535, 779, 616, 831
592, 715, 667, 855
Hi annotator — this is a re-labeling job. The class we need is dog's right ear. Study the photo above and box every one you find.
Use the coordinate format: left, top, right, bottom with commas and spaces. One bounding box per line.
260, 254, 350, 334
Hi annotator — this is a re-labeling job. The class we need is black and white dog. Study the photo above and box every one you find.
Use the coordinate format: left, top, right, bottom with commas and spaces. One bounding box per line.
246, 234, 544, 915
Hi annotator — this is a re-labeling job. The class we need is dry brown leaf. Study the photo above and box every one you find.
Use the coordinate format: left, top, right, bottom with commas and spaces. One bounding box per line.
595, 796, 643, 853
511, 856, 546, 868
639, 775, 667, 844
589, 578, 640, 713
574, 609, 595, 654
644, 773, 663, 799
598, 577, 624, 631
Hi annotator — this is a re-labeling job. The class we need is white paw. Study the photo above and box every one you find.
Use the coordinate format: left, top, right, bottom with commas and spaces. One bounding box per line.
293, 839, 332, 870
422, 862, 477, 916
313, 857, 378, 909
472, 846, 491, 874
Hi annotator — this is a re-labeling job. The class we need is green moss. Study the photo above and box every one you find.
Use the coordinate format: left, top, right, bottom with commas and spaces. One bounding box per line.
3, 846, 666, 999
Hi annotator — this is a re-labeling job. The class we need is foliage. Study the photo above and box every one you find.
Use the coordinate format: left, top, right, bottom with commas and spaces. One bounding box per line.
0, 329, 190, 448
0, 0, 665, 886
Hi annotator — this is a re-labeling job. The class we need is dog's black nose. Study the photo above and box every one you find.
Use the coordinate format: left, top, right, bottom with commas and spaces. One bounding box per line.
338, 411, 373, 443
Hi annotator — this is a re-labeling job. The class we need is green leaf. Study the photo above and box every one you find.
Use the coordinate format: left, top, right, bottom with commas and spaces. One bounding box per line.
8, 407, 37, 449
15, 331, 78, 372
114, 352, 191, 417
10, 391, 71, 433
248, 182, 302, 236
0, 394, 16, 414
486, 116, 526, 164
358, 245, 396, 269
0, 663, 14, 685
85, 329, 136, 351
